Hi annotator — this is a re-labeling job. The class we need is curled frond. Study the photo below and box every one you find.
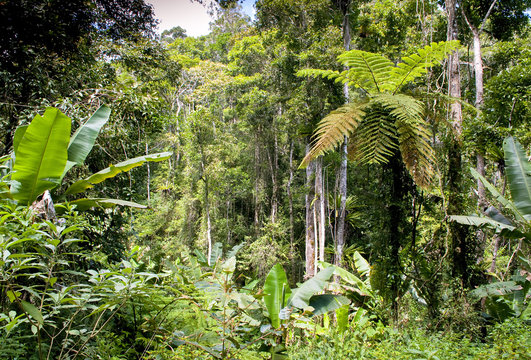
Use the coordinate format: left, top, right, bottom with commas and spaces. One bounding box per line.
300, 103, 366, 168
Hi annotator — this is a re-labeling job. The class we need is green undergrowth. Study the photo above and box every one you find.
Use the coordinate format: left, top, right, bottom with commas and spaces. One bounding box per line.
288, 318, 530, 359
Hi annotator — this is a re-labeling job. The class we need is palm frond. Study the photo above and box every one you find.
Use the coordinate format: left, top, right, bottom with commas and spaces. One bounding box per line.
349, 106, 398, 164
337, 50, 394, 93
300, 103, 366, 168
390, 40, 460, 93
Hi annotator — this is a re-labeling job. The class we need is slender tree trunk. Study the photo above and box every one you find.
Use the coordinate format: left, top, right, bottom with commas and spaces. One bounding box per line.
335, 7, 350, 269
446, 0, 471, 286
205, 181, 212, 265
446, 0, 462, 137
315, 157, 326, 264
254, 132, 262, 232
201, 151, 212, 266
287, 141, 296, 279
305, 143, 316, 278
270, 111, 280, 224
466, 17, 487, 211
146, 143, 151, 206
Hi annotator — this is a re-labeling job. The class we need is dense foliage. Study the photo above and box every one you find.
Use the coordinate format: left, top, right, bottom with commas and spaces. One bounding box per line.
0, 0, 529, 359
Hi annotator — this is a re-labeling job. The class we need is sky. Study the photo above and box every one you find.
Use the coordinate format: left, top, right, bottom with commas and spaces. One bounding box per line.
147, 0, 256, 37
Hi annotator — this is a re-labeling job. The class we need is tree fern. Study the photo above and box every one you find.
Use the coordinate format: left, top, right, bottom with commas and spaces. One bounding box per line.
297, 41, 459, 189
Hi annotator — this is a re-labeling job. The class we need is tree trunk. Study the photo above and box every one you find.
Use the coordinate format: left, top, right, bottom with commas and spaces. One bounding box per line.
287, 141, 296, 279
146, 143, 151, 206
305, 143, 316, 278
446, 0, 471, 287
446, 0, 462, 137
335, 6, 350, 269
201, 153, 212, 266
254, 132, 262, 233
315, 156, 326, 264
389, 153, 405, 323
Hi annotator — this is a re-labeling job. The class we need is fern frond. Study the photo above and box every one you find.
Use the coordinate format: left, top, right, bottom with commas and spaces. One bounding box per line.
374, 93, 434, 188
296, 68, 349, 84
337, 50, 394, 93
371, 93, 425, 124
390, 40, 460, 93
396, 119, 435, 190
300, 103, 366, 168
349, 106, 398, 164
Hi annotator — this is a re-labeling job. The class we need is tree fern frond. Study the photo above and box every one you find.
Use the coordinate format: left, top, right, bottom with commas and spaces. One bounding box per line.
300, 103, 366, 168
338, 50, 394, 93
296, 69, 349, 84
396, 119, 435, 190
371, 93, 424, 124
349, 107, 398, 164
390, 40, 460, 93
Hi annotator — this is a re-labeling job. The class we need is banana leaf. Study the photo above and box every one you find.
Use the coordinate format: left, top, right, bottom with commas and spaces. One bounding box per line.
62, 105, 111, 179
62, 198, 148, 211
264, 264, 291, 328
503, 137, 531, 221
288, 266, 335, 309
309, 294, 350, 316
11, 108, 70, 205
64, 152, 172, 196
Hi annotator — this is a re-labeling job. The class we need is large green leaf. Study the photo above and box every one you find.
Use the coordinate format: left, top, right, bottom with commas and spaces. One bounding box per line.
503, 137, 531, 221
319, 261, 373, 296
309, 294, 350, 316
470, 281, 522, 299
64, 152, 172, 196
62, 105, 111, 179
11, 108, 70, 205
288, 266, 335, 309
12, 125, 28, 155
264, 264, 291, 328
65, 198, 148, 211
21, 300, 43, 325
353, 251, 371, 277
470, 168, 525, 223
450, 215, 516, 232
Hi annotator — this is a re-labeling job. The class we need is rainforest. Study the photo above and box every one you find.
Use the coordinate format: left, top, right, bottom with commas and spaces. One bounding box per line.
0, 0, 529, 358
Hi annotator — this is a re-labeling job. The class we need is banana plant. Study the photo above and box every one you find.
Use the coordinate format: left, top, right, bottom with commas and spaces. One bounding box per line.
263, 264, 350, 329
8, 107, 171, 209
450, 136, 530, 242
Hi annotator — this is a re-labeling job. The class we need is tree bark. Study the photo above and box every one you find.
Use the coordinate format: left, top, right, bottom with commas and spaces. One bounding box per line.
446, 0, 472, 287
335, 4, 351, 269
305, 143, 316, 278
315, 156, 326, 264
287, 141, 296, 279
201, 151, 212, 266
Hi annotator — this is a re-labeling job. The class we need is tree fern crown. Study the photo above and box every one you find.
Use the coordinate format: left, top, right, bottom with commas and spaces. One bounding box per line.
297, 41, 460, 189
